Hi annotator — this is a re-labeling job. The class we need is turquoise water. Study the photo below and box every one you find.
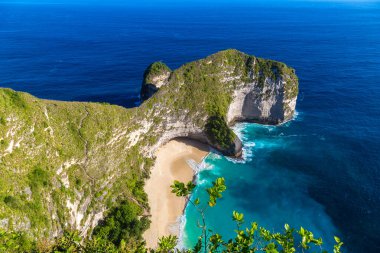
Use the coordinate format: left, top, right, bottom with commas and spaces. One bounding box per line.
183, 118, 343, 251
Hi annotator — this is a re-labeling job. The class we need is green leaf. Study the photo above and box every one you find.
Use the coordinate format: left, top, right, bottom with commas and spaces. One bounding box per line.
170, 180, 197, 197
206, 177, 227, 207
157, 235, 178, 252
232, 211, 244, 224
265, 242, 279, 253
299, 227, 305, 236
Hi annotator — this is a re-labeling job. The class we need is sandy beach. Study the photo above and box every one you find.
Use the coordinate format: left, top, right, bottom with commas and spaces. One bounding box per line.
143, 138, 209, 249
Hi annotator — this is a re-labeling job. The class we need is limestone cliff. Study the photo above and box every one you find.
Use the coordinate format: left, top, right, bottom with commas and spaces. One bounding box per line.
0, 49, 298, 241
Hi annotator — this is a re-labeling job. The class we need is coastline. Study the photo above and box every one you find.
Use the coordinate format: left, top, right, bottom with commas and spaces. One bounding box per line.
143, 138, 209, 249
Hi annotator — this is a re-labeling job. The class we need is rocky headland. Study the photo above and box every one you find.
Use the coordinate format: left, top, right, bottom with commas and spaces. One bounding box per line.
0, 49, 298, 242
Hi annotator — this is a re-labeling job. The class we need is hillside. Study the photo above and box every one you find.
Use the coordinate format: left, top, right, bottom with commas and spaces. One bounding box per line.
0, 49, 298, 242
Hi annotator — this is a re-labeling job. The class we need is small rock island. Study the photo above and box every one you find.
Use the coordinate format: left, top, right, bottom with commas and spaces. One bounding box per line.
0, 49, 298, 241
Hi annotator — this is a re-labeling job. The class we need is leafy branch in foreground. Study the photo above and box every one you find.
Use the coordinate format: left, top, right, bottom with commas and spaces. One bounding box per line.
168, 177, 344, 253
170, 177, 227, 253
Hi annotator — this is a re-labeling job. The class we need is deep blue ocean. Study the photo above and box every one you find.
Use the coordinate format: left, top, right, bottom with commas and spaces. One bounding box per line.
1, 2, 379, 252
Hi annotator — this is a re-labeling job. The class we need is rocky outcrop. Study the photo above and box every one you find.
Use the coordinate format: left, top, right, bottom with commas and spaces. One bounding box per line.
140, 62, 171, 100
141, 50, 298, 156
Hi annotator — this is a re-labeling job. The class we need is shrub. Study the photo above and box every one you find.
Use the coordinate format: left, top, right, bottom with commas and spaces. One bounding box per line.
3, 196, 22, 209
92, 200, 150, 246
143, 62, 171, 84
205, 115, 236, 149
28, 167, 50, 189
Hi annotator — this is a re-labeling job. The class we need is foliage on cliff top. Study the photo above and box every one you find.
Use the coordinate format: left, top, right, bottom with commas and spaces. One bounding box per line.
205, 115, 236, 150
143, 61, 171, 84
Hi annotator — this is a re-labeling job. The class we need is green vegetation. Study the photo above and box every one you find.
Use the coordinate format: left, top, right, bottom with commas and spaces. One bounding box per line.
205, 115, 236, 150
0, 229, 36, 252
3, 195, 22, 209
0, 88, 28, 109
93, 200, 150, 247
254, 59, 285, 88
143, 62, 171, 84
29, 167, 51, 189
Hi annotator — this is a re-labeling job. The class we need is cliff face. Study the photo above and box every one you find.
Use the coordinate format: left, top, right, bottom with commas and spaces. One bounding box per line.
0, 49, 298, 241
226, 62, 298, 125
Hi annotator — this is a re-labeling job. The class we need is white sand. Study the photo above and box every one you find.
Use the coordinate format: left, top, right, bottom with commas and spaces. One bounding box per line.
143, 139, 209, 249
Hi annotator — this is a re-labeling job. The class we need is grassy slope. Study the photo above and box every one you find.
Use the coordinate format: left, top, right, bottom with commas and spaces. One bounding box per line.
0, 89, 152, 237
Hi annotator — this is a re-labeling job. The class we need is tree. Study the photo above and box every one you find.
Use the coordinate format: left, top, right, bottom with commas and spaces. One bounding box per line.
92, 200, 150, 247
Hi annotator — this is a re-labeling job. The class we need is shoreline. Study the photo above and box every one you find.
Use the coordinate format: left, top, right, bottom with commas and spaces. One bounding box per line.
143, 138, 209, 249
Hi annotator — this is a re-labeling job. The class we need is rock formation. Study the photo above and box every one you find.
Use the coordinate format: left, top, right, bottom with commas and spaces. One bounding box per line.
141, 49, 298, 156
